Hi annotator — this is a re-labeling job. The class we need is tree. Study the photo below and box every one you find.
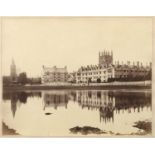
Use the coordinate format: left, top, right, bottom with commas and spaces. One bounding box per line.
18, 92, 28, 103
18, 72, 27, 85
3, 76, 11, 86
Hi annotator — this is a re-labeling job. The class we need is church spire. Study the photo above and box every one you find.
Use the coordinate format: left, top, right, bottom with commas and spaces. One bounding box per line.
10, 58, 17, 82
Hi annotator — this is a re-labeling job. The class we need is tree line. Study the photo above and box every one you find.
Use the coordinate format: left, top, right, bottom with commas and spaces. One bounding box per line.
3, 72, 41, 86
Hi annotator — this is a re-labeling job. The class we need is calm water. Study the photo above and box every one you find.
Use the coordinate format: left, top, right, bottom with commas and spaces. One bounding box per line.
2, 89, 152, 136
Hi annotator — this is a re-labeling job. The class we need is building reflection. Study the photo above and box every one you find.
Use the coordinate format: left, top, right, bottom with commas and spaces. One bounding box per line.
43, 91, 68, 110
3, 91, 41, 118
76, 91, 115, 123
99, 104, 114, 123
3, 90, 151, 123
75, 90, 151, 123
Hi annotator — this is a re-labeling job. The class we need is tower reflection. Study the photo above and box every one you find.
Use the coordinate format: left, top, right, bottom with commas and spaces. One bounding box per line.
3, 91, 41, 118
3, 90, 151, 123
75, 90, 151, 123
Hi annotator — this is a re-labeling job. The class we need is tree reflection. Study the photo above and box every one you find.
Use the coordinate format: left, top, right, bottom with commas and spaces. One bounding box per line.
3, 91, 41, 118
75, 90, 151, 123
3, 90, 151, 122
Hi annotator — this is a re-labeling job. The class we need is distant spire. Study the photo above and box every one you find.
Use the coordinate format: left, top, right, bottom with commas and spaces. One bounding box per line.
10, 58, 17, 81
11, 58, 15, 65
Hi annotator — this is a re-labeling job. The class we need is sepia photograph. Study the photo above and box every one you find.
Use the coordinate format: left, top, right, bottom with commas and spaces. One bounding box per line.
0, 17, 153, 137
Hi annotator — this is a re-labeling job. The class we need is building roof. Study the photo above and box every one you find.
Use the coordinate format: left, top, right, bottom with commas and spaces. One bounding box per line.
43, 66, 67, 73
77, 64, 113, 72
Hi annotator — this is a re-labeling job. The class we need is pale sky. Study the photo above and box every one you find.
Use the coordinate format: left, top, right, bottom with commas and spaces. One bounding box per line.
2, 17, 153, 77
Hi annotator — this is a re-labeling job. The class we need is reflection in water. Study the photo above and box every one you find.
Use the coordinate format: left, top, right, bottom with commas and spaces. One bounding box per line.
3, 90, 151, 124
75, 90, 151, 123
10, 93, 18, 118
3, 91, 41, 117
114, 92, 151, 113
76, 91, 115, 123
2, 122, 19, 135
43, 91, 68, 110
99, 106, 114, 123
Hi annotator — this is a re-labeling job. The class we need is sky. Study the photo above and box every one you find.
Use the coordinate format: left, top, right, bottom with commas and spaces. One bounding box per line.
1, 17, 153, 77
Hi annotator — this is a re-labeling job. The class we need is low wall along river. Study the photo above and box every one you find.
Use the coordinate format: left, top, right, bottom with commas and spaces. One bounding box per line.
3, 81, 151, 91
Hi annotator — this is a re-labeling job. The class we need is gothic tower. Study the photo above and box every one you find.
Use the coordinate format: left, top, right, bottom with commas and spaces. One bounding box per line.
99, 50, 113, 67
10, 58, 17, 82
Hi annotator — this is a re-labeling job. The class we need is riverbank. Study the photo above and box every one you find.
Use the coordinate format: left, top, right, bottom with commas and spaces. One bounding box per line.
2, 122, 19, 136
69, 120, 152, 136
3, 81, 151, 91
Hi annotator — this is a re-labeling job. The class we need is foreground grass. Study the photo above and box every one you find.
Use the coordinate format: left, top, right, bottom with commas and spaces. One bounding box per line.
70, 120, 152, 136
2, 122, 19, 136
133, 120, 151, 134
69, 126, 106, 135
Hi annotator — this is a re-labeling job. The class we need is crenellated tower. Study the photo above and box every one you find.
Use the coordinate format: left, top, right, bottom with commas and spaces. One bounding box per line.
99, 50, 113, 67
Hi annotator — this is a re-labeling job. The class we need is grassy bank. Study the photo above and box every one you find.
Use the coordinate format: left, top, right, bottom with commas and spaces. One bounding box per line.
2, 122, 19, 136
133, 120, 152, 134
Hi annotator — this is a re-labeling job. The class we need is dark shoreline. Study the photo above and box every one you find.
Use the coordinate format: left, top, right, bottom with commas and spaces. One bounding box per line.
3, 84, 151, 91
2, 122, 19, 136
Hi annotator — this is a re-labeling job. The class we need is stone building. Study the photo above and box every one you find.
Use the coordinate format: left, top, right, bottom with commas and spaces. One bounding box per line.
68, 72, 76, 83
99, 50, 113, 67
75, 50, 151, 83
76, 65, 115, 83
113, 61, 151, 80
76, 50, 115, 83
42, 66, 68, 84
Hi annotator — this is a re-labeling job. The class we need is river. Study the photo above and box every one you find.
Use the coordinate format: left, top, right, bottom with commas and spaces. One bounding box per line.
2, 89, 152, 136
